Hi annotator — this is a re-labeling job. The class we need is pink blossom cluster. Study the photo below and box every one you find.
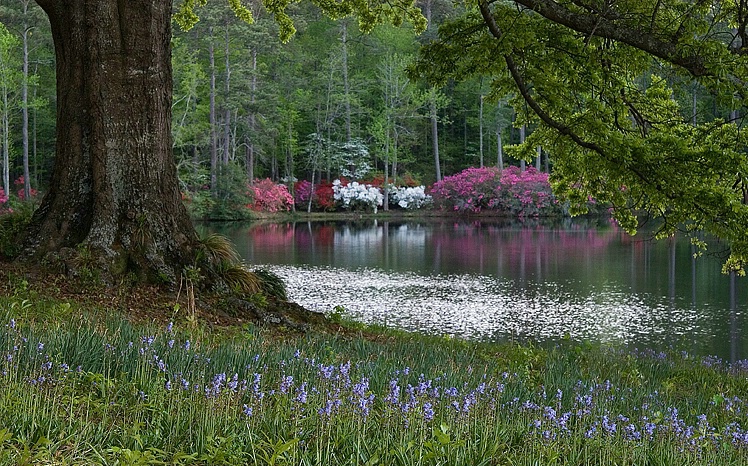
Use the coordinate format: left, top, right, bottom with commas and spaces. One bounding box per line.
0, 188, 9, 214
430, 166, 561, 216
429, 167, 502, 213
246, 178, 294, 213
14, 176, 38, 200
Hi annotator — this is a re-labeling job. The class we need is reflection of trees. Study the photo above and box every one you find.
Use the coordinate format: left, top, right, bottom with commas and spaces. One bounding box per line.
428, 219, 621, 282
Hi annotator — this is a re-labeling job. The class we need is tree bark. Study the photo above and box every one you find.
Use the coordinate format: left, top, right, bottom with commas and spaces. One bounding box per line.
479, 93, 484, 168
27, 0, 197, 282
21, 0, 31, 200
223, 19, 231, 167
430, 95, 441, 182
209, 27, 218, 192
341, 21, 352, 142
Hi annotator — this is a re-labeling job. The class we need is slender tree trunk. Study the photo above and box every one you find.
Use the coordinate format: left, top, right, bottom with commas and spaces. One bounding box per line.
479, 94, 484, 168
392, 126, 398, 181
32, 63, 38, 187
497, 126, 504, 170
341, 22, 351, 142
21, 1, 31, 200
519, 124, 526, 172
246, 46, 257, 181
2, 84, 9, 197
431, 97, 441, 182
222, 20, 231, 167
27, 0, 197, 282
383, 116, 390, 211
209, 28, 218, 192
535, 146, 541, 171
423, 0, 433, 30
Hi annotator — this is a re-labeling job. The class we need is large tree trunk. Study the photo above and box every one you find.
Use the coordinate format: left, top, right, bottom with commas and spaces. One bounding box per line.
27, 0, 197, 282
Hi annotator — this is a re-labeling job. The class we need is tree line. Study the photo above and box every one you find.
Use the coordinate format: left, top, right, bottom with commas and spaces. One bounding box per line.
2, 0, 747, 278
0, 0, 571, 214
0, 1, 741, 211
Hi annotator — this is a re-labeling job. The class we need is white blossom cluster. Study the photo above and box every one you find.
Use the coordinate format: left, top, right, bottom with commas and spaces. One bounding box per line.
332, 180, 384, 213
389, 185, 432, 210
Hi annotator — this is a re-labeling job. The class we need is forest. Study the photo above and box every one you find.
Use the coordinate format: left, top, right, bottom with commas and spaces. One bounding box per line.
1, 0, 739, 219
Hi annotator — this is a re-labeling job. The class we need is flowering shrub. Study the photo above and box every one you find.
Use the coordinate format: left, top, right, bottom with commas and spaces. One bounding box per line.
294, 179, 338, 211
247, 178, 294, 213
332, 180, 383, 213
14, 176, 38, 200
389, 185, 432, 210
430, 167, 502, 213
314, 180, 336, 211
0, 188, 10, 215
294, 180, 313, 206
430, 166, 562, 216
490, 167, 561, 217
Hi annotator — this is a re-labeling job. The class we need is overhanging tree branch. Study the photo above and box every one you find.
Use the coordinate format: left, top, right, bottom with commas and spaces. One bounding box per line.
477, 0, 727, 224
510, 0, 712, 76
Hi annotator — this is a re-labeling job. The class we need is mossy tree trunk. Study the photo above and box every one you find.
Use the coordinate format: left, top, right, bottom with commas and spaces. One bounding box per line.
26, 0, 198, 282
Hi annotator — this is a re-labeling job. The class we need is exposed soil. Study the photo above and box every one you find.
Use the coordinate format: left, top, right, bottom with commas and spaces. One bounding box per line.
0, 260, 375, 340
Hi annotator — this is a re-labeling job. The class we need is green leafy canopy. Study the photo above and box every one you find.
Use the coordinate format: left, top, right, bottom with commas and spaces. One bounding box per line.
174, 0, 426, 43
412, 0, 748, 274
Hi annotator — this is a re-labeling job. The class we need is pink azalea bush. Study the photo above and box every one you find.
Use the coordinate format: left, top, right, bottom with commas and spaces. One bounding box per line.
14, 176, 38, 201
0, 188, 10, 214
429, 167, 502, 213
430, 166, 562, 216
490, 166, 561, 217
247, 178, 294, 213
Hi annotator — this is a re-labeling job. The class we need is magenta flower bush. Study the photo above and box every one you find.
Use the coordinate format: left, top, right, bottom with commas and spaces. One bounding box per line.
0, 188, 9, 214
247, 178, 294, 213
430, 167, 502, 213
294, 180, 313, 206
430, 166, 563, 217
491, 166, 561, 217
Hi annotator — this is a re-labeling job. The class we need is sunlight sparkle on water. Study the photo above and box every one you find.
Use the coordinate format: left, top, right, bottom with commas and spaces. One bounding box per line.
264, 265, 712, 347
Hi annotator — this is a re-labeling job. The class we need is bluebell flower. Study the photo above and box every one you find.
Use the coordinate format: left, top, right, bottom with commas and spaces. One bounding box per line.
280, 375, 294, 394
423, 402, 435, 421
296, 382, 308, 404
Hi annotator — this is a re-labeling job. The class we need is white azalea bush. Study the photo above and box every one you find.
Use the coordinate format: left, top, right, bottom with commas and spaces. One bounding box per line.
389, 185, 432, 210
332, 180, 384, 213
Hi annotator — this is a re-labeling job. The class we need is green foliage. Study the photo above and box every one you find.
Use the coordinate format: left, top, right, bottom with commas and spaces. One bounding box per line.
413, 0, 748, 273
254, 268, 288, 301
174, 0, 425, 43
197, 232, 242, 266
0, 201, 33, 259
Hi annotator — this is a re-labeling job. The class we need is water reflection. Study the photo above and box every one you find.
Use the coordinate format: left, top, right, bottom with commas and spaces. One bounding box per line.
212, 218, 746, 360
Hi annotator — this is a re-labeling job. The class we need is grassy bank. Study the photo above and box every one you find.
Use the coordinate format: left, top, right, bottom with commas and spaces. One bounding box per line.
0, 292, 747, 465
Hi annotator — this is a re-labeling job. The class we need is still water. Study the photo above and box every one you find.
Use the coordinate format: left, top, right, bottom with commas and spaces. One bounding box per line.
211, 217, 747, 360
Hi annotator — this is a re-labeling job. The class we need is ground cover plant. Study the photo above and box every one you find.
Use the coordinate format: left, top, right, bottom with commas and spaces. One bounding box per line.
0, 291, 747, 465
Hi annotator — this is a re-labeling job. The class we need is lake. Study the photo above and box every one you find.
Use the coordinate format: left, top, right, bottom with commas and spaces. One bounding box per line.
210, 217, 747, 361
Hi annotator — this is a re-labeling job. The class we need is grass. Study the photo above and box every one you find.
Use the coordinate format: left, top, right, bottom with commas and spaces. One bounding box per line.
0, 291, 747, 465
